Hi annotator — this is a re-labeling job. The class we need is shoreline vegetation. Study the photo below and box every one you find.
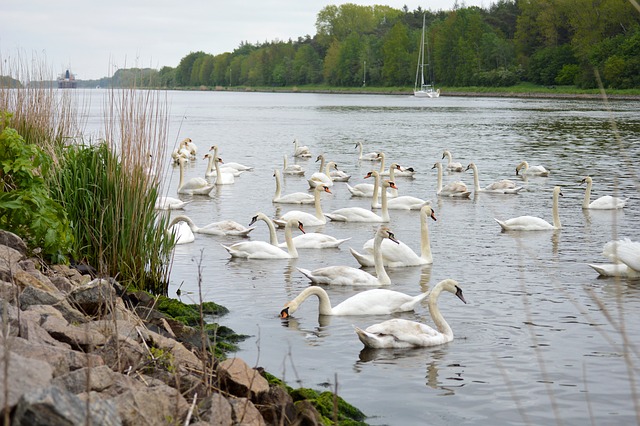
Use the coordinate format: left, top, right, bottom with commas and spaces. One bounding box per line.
0, 61, 368, 424
167, 84, 640, 101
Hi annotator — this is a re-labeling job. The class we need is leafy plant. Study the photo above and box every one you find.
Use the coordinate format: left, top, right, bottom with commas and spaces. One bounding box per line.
0, 113, 72, 262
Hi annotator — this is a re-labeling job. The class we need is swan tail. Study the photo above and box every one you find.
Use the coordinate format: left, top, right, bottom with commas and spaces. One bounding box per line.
296, 267, 316, 282
349, 248, 375, 267
324, 213, 345, 222
230, 227, 256, 237
494, 218, 508, 231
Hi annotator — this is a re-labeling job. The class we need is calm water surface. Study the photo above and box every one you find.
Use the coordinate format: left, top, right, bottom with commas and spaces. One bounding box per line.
85, 91, 640, 425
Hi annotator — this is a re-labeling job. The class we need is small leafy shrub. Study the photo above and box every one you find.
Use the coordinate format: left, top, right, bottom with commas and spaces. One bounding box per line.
0, 113, 72, 262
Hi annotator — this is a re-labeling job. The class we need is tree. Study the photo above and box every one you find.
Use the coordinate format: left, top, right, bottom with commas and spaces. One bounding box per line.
175, 51, 207, 86
382, 22, 412, 86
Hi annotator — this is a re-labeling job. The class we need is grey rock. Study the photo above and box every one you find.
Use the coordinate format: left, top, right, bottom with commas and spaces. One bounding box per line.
0, 350, 53, 408
228, 397, 266, 426
217, 357, 269, 399
68, 278, 117, 317
11, 385, 122, 426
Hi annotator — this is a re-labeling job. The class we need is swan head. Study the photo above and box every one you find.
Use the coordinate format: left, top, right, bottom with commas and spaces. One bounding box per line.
439, 279, 467, 304
377, 226, 400, 244
280, 306, 291, 318
422, 205, 437, 221
319, 185, 332, 194
580, 176, 592, 185
382, 180, 397, 190
315, 154, 323, 162
364, 171, 379, 179
515, 161, 528, 175
465, 163, 475, 172
296, 221, 306, 234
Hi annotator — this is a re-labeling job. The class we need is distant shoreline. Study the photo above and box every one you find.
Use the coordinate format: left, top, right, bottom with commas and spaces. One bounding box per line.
208, 86, 640, 101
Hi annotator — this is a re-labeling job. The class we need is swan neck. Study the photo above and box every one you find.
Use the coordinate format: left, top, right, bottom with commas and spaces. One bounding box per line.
205, 154, 214, 175
313, 187, 325, 219
291, 287, 333, 315
214, 154, 222, 181
273, 170, 282, 199
261, 215, 279, 246
318, 156, 325, 172
178, 160, 185, 189
472, 165, 480, 191
371, 172, 380, 208
420, 210, 433, 262
436, 164, 442, 193
428, 285, 452, 337
380, 183, 390, 222
169, 215, 196, 231
373, 233, 391, 284
284, 220, 299, 257
582, 179, 592, 208
378, 153, 385, 173
552, 190, 561, 228
357, 142, 363, 159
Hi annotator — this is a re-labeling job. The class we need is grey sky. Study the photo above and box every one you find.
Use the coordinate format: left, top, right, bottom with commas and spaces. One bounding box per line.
1, 0, 485, 80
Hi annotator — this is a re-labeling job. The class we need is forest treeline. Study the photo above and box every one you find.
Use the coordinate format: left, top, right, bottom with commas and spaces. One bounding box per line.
114, 1, 640, 89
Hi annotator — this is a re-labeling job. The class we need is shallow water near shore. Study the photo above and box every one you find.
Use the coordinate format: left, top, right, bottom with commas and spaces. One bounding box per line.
83, 90, 640, 425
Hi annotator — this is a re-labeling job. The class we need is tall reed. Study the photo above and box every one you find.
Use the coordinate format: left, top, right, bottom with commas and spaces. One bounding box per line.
1, 51, 174, 294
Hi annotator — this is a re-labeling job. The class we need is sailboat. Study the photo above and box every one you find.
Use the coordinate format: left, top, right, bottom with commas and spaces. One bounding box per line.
414, 14, 440, 98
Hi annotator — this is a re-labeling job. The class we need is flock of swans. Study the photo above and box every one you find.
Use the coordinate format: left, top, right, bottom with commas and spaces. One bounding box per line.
162, 138, 637, 349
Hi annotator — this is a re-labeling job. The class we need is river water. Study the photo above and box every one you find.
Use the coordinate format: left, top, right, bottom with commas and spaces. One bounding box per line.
83, 90, 640, 425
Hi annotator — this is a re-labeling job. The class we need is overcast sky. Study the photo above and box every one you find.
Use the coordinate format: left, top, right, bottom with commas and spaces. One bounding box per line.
1, 0, 487, 81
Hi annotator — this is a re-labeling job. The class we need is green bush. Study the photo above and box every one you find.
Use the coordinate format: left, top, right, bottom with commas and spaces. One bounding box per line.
0, 113, 72, 262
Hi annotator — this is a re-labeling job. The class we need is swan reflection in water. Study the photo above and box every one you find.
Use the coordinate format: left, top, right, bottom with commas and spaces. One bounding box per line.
355, 347, 464, 395
279, 314, 332, 344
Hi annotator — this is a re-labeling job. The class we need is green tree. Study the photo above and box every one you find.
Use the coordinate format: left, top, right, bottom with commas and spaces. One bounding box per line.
382, 22, 412, 86
175, 51, 207, 86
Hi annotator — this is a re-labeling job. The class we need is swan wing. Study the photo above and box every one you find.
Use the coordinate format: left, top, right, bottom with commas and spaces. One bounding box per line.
279, 233, 350, 249
279, 211, 325, 226
588, 263, 640, 277
273, 192, 315, 204
603, 238, 640, 271
495, 216, 554, 231
332, 289, 422, 315
222, 241, 290, 259
325, 207, 383, 222
156, 197, 191, 210
588, 195, 627, 209
297, 266, 379, 286
361, 238, 425, 267
355, 318, 446, 348
387, 196, 429, 210
346, 183, 375, 197
169, 222, 195, 245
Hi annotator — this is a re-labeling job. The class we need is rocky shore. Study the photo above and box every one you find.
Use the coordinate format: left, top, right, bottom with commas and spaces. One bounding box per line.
0, 229, 360, 425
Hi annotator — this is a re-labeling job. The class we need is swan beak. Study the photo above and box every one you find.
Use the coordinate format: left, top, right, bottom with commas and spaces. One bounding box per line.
298, 222, 306, 234
455, 286, 467, 304
559, 191, 564, 197
364, 172, 372, 179
430, 211, 437, 221
280, 307, 290, 318
323, 186, 332, 194
431, 163, 437, 169
218, 158, 224, 163
249, 215, 259, 226
389, 181, 398, 189
387, 232, 400, 245
515, 168, 519, 176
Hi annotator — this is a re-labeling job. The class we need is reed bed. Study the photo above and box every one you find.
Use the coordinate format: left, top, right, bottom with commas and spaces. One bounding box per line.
0, 52, 174, 294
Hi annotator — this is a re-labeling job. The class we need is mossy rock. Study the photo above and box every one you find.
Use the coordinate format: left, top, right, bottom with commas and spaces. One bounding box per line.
155, 296, 228, 326
286, 385, 367, 425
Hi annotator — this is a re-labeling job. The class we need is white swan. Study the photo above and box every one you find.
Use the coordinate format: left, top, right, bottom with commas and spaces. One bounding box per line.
588, 238, 640, 278
272, 169, 314, 204
283, 155, 305, 176
279, 286, 430, 317
346, 169, 397, 198
204, 153, 244, 177
442, 150, 463, 172
155, 197, 191, 210
221, 218, 304, 259
182, 138, 198, 157
432, 162, 470, 198
297, 226, 398, 286
167, 217, 195, 245
206, 146, 253, 171
249, 212, 349, 249
368, 170, 429, 210
495, 186, 563, 231
208, 150, 235, 185
515, 160, 550, 177
293, 139, 312, 158
274, 184, 331, 227
377, 154, 415, 178
316, 154, 350, 182
325, 180, 395, 222
466, 163, 523, 194
580, 176, 627, 209
354, 279, 467, 348
307, 160, 337, 188
177, 157, 215, 195
351, 204, 436, 267
355, 140, 381, 161
169, 215, 255, 237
